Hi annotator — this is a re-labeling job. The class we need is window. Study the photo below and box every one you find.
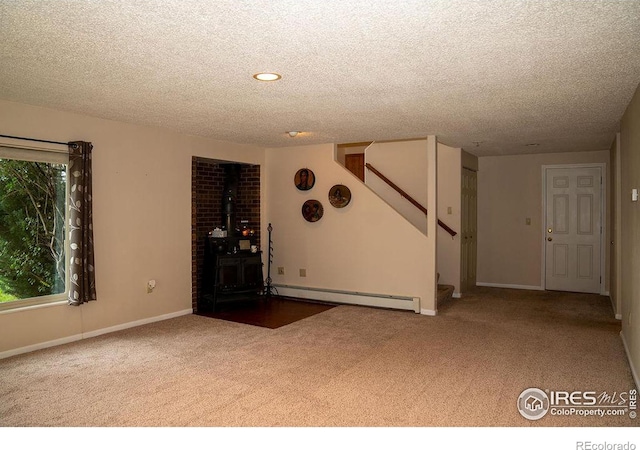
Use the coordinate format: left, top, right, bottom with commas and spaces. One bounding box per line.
0, 143, 69, 310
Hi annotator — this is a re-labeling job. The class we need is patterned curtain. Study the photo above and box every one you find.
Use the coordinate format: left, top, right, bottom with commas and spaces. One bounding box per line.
67, 141, 96, 305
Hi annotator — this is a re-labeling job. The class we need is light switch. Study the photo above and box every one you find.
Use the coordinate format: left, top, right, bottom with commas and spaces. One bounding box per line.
632, 188, 638, 202
526, 218, 531, 225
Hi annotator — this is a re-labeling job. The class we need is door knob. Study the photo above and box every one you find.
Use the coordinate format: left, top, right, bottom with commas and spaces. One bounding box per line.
547, 237, 553, 241
547, 228, 552, 233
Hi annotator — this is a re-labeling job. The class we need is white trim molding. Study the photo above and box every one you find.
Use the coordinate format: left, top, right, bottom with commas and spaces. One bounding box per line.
476, 282, 544, 291
420, 308, 437, 316
608, 295, 622, 320
81, 309, 193, 339
0, 135, 69, 153
452, 293, 462, 299
0, 309, 193, 360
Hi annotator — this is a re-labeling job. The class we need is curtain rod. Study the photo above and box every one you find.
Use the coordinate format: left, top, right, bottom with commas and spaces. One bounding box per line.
0, 134, 69, 146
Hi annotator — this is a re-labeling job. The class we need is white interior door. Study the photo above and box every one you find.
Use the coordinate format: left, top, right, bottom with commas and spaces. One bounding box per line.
545, 166, 602, 293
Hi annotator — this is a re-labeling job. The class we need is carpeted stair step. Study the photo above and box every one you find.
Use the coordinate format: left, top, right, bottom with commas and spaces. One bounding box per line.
437, 284, 455, 305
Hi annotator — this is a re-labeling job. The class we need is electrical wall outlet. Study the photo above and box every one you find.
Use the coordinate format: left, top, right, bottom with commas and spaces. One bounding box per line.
277, 267, 285, 275
447, 206, 452, 215
147, 279, 156, 294
299, 269, 306, 277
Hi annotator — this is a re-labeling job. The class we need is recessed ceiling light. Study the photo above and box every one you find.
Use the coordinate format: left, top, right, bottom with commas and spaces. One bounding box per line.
253, 72, 281, 81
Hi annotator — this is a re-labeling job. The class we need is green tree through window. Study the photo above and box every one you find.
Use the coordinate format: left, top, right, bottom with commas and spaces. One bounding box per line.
0, 158, 66, 302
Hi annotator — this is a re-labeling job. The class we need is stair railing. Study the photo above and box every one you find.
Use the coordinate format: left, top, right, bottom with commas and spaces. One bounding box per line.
365, 163, 457, 237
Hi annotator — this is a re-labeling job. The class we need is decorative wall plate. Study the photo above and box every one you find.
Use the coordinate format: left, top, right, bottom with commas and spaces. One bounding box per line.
328, 184, 351, 208
294, 168, 315, 191
302, 199, 323, 222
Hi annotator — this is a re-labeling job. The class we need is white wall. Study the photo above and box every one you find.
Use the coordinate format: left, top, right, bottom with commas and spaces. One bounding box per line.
477, 151, 610, 290
362, 139, 469, 295
365, 139, 430, 234
619, 81, 640, 387
354, 138, 463, 296
0, 99, 264, 355
265, 142, 438, 314
436, 143, 462, 294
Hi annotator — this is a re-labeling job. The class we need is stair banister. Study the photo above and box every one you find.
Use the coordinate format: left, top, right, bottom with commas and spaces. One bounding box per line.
365, 163, 457, 237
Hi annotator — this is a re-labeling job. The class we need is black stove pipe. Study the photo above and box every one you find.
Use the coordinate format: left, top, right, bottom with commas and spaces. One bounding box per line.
221, 164, 242, 235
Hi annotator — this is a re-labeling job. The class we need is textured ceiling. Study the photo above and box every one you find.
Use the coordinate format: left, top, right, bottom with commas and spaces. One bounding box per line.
1, 1, 639, 156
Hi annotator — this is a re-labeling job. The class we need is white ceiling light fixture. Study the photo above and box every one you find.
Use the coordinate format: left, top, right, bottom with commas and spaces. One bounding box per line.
253, 72, 281, 81
287, 131, 300, 137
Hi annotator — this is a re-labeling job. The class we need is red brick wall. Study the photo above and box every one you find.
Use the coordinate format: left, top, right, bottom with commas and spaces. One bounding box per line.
191, 158, 261, 311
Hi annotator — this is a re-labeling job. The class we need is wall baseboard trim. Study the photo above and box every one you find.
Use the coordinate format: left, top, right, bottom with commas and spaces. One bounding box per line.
420, 308, 437, 316
0, 334, 83, 361
81, 309, 193, 339
476, 282, 544, 291
272, 284, 419, 312
452, 293, 461, 299
609, 295, 620, 320
620, 331, 639, 390
0, 308, 193, 360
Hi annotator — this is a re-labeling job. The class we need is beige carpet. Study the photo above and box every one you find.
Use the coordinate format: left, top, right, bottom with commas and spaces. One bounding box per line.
0, 287, 635, 427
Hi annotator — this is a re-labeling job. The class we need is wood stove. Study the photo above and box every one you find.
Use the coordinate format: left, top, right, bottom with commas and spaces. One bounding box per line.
198, 163, 264, 312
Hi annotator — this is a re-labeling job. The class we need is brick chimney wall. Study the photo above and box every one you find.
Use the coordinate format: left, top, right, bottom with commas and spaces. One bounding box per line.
191, 157, 261, 312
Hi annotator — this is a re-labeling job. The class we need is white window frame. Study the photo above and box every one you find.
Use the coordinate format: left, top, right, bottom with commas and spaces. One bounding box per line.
0, 136, 70, 312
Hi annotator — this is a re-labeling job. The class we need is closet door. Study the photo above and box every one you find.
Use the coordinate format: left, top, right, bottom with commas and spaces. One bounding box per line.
461, 168, 477, 292
345, 153, 365, 182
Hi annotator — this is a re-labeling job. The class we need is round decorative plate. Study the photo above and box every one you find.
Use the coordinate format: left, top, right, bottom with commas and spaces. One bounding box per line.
294, 168, 315, 191
328, 184, 351, 208
302, 199, 323, 222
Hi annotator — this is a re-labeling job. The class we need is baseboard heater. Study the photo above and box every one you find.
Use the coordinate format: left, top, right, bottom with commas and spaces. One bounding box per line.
271, 284, 420, 313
